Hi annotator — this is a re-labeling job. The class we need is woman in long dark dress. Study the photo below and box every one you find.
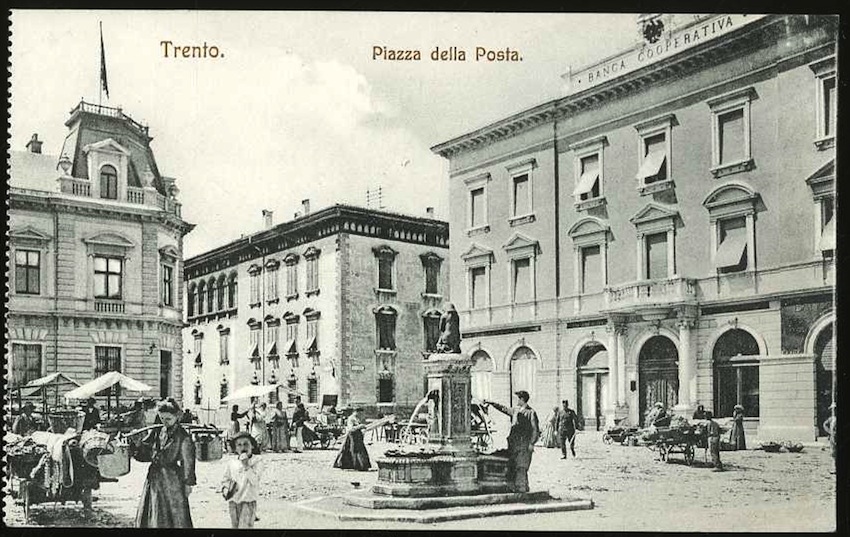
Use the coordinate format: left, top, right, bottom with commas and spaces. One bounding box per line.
730, 404, 746, 450
132, 398, 196, 528
333, 408, 371, 471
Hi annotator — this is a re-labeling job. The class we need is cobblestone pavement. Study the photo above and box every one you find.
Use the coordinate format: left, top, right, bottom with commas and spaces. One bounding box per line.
4, 431, 836, 531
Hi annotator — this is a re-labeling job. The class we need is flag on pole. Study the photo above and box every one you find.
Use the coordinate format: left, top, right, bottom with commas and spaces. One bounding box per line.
100, 22, 109, 99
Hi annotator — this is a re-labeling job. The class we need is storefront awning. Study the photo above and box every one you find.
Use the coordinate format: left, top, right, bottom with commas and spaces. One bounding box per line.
572, 170, 599, 198
715, 230, 747, 269
635, 149, 666, 181
821, 217, 835, 251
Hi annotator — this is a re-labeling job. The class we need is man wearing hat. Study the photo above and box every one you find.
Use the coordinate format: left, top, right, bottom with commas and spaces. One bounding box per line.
12, 402, 38, 435
221, 431, 262, 528
485, 391, 540, 493
82, 398, 101, 431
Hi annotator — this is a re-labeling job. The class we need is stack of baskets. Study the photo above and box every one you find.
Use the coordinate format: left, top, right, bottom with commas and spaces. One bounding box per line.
47, 409, 85, 434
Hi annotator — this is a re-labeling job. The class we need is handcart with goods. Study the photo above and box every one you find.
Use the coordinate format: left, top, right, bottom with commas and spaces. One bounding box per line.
6, 430, 118, 522
602, 417, 639, 445
307, 419, 346, 449
640, 422, 708, 465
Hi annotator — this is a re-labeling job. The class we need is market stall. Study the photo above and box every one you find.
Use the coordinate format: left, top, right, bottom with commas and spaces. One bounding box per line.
63, 372, 152, 432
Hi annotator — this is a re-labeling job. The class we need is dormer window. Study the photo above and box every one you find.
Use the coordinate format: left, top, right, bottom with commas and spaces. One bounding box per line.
100, 165, 118, 200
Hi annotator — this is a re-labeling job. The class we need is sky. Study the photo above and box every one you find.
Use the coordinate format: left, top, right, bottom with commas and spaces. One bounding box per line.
9, 10, 639, 257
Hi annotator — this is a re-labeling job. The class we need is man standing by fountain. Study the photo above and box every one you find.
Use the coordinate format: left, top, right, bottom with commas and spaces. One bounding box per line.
484, 391, 540, 493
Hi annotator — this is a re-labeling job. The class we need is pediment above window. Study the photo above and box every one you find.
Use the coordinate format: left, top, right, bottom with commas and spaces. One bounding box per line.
702, 181, 759, 220
10, 226, 52, 244
372, 245, 398, 258
283, 311, 300, 323
283, 253, 299, 265
83, 232, 135, 256
805, 159, 835, 199
630, 202, 680, 234
419, 251, 444, 265
247, 264, 263, 275
422, 308, 442, 318
159, 244, 179, 261
264, 314, 280, 326
304, 246, 322, 260
568, 217, 610, 246
373, 305, 398, 315
303, 308, 321, 320
502, 232, 539, 258
461, 243, 494, 265
265, 258, 281, 270
83, 138, 131, 156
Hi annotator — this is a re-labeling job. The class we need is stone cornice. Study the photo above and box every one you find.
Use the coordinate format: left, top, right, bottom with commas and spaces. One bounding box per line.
185, 204, 449, 280
9, 187, 194, 236
432, 15, 833, 159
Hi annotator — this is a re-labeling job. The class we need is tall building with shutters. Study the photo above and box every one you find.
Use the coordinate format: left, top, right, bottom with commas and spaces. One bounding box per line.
182, 204, 448, 425
431, 14, 836, 442
8, 102, 194, 402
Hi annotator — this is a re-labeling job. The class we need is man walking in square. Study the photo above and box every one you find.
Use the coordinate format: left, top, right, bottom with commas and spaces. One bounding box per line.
557, 399, 580, 459
485, 390, 540, 493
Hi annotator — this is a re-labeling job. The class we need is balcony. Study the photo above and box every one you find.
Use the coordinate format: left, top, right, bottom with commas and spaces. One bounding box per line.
55, 176, 183, 217
127, 186, 145, 204
603, 277, 698, 316
94, 299, 126, 313
59, 177, 92, 197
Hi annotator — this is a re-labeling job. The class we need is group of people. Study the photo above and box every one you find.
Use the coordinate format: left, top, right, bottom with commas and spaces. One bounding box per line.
228, 398, 311, 454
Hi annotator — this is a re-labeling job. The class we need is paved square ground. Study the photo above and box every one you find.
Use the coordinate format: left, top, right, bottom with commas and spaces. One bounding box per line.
4, 431, 836, 531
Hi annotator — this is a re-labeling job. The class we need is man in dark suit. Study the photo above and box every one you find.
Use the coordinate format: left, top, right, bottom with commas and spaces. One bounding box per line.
485, 390, 540, 493
556, 399, 580, 459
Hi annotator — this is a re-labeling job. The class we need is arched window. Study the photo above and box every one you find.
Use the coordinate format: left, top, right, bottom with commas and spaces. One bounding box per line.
228, 272, 238, 309
422, 309, 442, 353
187, 283, 196, 317
713, 329, 760, 418
207, 278, 216, 312
217, 275, 226, 311
470, 350, 493, 402
100, 165, 118, 200
509, 346, 537, 398
197, 281, 206, 315
577, 343, 609, 431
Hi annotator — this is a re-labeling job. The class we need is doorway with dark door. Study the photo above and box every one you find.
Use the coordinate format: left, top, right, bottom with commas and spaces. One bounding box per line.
638, 335, 679, 426
577, 343, 609, 431
160, 350, 172, 398
814, 325, 834, 437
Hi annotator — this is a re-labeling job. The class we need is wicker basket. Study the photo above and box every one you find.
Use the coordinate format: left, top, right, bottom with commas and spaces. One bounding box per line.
97, 441, 131, 478
80, 430, 111, 467
48, 410, 85, 434
194, 434, 223, 462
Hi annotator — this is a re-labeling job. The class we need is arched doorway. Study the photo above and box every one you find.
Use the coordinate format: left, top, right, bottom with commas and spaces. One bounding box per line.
470, 350, 493, 403
509, 346, 537, 401
577, 343, 609, 431
713, 329, 760, 418
814, 324, 834, 436
638, 335, 678, 425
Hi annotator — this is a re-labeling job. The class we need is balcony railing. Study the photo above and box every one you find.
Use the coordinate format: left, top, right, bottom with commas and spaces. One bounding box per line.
73, 101, 150, 137
94, 300, 126, 313
603, 277, 698, 312
127, 186, 145, 204
59, 177, 92, 197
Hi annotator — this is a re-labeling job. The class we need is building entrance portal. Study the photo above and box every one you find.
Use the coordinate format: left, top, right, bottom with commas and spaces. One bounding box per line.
577, 343, 609, 431
638, 335, 678, 426
815, 325, 834, 437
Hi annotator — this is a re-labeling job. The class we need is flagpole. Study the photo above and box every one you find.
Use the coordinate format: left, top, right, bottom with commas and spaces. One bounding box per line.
98, 21, 102, 106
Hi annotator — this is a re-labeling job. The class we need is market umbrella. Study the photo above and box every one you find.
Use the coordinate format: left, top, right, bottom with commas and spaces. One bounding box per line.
64, 371, 153, 418
221, 384, 282, 402
23, 372, 81, 414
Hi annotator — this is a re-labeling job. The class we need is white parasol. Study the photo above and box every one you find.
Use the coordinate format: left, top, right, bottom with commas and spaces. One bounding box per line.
221, 383, 302, 402
64, 371, 153, 401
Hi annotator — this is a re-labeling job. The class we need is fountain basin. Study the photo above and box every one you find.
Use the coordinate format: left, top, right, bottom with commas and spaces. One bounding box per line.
373, 451, 511, 497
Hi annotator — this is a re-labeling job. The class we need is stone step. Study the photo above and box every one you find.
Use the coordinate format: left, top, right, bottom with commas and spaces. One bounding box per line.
344, 489, 551, 509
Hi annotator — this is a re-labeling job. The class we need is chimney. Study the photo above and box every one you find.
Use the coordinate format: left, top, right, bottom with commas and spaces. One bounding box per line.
426, 207, 435, 217
301, 199, 311, 215
262, 209, 274, 229
26, 133, 43, 154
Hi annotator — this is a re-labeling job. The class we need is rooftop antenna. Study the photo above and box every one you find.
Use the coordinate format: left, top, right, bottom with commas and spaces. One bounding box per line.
366, 186, 385, 210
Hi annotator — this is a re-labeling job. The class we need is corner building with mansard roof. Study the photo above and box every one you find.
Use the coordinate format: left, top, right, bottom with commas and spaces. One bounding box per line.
182, 204, 448, 424
432, 14, 836, 442
8, 102, 194, 402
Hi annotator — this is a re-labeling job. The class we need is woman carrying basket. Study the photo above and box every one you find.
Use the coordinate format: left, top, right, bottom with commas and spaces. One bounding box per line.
131, 398, 196, 528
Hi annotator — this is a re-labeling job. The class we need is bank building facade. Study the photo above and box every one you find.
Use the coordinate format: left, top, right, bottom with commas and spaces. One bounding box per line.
8, 102, 194, 401
432, 14, 836, 442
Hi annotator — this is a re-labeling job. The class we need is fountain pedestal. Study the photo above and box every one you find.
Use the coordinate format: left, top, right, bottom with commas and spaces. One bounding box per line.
371, 352, 511, 497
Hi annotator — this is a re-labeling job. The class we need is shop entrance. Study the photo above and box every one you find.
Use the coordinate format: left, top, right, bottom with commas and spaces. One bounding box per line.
638, 335, 678, 426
